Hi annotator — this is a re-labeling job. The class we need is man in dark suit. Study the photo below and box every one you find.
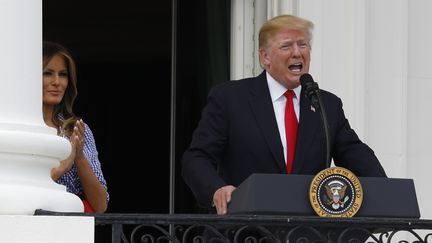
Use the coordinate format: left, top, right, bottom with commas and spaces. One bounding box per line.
181, 14, 387, 217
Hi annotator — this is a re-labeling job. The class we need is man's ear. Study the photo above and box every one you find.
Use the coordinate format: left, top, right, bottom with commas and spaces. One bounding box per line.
259, 48, 270, 67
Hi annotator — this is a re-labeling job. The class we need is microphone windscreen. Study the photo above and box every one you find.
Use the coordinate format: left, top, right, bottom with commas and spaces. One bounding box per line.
300, 73, 314, 87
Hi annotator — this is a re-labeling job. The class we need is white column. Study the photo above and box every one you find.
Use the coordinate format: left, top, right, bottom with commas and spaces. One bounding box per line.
230, 0, 255, 79
0, 0, 83, 214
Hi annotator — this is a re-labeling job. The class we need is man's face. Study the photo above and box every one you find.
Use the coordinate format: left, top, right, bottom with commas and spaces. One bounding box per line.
259, 29, 311, 89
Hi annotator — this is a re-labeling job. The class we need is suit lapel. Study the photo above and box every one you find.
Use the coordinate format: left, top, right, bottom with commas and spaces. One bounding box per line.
248, 72, 286, 173
292, 88, 321, 173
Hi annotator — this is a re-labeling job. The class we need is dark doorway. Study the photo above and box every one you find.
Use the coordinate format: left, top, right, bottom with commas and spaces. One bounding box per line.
43, 0, 172, 214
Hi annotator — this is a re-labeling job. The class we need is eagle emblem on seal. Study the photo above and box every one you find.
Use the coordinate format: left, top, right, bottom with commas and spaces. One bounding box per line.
324, 180, 349, 210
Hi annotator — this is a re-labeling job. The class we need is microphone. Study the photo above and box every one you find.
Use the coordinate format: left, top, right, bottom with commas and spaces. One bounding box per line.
300, 73, 320, 110
300, 73, 331, 168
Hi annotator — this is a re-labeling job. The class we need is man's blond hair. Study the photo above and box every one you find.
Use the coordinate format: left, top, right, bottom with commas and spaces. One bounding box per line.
259, 15, 314, 49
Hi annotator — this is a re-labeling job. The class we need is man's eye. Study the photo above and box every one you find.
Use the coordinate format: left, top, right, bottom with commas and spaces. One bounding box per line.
43, 71, 52, 76
299, 42, 308, 47
280, 45, 291, 50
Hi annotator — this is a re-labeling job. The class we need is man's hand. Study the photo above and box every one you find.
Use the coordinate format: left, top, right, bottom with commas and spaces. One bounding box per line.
213, 185, 236, 215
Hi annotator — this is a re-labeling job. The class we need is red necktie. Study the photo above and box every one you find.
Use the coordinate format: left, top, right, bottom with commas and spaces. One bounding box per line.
284, 90, 298, 174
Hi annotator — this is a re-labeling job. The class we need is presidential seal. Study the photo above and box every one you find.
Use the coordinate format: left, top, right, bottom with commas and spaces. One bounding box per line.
309, 167, 363, 217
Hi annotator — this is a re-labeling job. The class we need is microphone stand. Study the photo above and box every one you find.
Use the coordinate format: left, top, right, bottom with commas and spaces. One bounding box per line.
315, 90, 331, 168
300, 73, 332, 169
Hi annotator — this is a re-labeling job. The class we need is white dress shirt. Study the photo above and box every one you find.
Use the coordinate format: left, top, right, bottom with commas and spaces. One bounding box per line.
266, 72, 301, 164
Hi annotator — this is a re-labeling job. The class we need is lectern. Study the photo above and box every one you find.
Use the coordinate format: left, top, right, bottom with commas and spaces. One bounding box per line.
228, 173, 420, 218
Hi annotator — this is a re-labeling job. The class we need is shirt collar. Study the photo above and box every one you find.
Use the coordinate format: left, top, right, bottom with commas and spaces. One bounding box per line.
266, 72, 302, 102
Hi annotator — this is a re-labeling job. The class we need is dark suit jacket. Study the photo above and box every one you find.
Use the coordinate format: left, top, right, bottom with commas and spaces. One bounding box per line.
182, 71, 387, 208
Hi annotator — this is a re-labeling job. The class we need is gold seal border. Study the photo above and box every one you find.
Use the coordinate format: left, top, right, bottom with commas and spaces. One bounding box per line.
309, 166, 363, 218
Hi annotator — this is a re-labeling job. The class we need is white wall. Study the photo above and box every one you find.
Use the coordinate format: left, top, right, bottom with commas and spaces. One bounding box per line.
406, 0, 432, 219
231, 0, 432, 219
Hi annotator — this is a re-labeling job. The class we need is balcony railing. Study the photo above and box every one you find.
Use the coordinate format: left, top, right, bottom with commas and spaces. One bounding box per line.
35, 210, 432, 243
